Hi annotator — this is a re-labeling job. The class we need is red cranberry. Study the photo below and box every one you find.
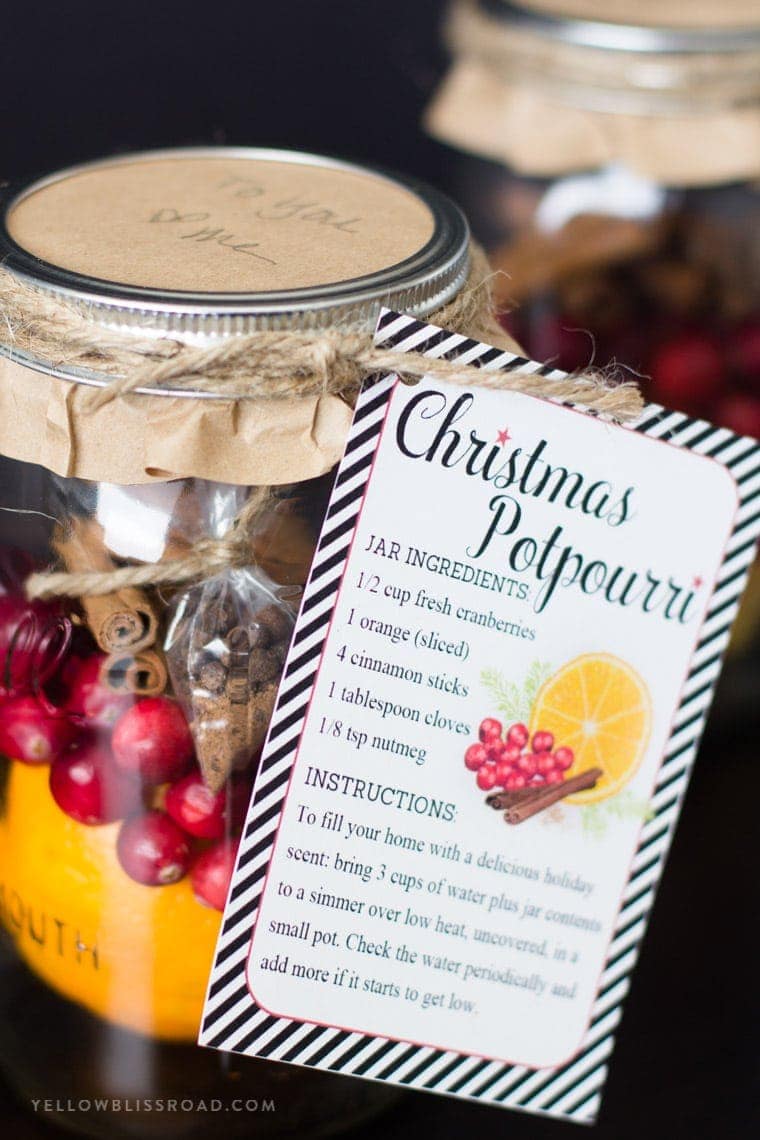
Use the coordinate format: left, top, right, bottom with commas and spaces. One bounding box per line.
504, 772, 527, 791
0, 694, 75, 764
112, 697, 194, 785
165, 771, 250, 839
545, 769, 565, 785
527, 313, 593, 373
63, 654, 133, 726
531, 731, 554, 753
650, 332, 725, 411
517, 752, 538, 777
50, 741, 142, 825
464, 743, 488, 771
554, 747, 575, 771
0, 595, 70, 696
506, 723, 529, 749
502, 744, 521, 764
476, 764, 498, 791
191, 838, 239, 911
478, 717, 502, 744
729, 320, 760, 383
116, 810, 191, 886
713, 393, 760, 440
486, 740, 505, 763
228, 777, 253, 833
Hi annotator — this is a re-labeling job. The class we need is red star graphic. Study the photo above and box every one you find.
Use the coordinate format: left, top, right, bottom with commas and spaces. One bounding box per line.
496, 427, 511, 446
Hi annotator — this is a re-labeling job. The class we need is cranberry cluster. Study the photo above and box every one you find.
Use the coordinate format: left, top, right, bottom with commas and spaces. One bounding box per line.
465, 717, 574, 793
0, 595, 246, 911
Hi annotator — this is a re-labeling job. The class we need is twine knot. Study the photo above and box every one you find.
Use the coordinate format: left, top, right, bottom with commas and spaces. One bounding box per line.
3, 243, 644, 603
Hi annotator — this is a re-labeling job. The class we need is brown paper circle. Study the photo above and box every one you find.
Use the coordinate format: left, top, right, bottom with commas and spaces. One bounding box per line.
6, 152, 436, 293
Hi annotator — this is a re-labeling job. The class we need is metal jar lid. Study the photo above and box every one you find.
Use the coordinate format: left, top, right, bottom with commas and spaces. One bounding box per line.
0, 147, 470, 339
478, 1, 760, 53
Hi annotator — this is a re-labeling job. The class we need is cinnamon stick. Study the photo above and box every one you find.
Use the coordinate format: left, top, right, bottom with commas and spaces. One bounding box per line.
504, 768, 603, 825
102, 650, 168, 697
53, 518, 159, 654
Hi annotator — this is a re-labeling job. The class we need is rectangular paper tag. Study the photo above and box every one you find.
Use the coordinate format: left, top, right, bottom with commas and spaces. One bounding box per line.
200, 312, 759, 1124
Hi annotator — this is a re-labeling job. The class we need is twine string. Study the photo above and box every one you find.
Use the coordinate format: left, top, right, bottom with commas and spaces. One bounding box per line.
0, 246, 644, 603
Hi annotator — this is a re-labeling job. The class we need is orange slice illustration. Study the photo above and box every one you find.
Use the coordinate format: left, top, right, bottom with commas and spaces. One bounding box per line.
530, 654, 651, 804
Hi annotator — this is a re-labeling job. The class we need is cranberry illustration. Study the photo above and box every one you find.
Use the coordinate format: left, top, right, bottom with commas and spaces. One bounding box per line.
486, 740, 505, 763
531, 731, 554, 753
112, 697, 194, 785
116, 810, 191, 886
191, 838, 240, 911
517, 752, 538, 777
504, 772, 527, 791
63, 654, 133, 726
506, 723, 529, 749
50, 741, 142, 825
554, 747, 575, 771
650, 332, 725, 410
494, 759, 515, 786
0, 694, 75, 764
476, 764, 498, 791
714, 393, 760, 440
545, 770, 565, 785
536, 752, 557, 775
464, 743, 488, 771
478, 718, 502, 744
502, 743, 521, 764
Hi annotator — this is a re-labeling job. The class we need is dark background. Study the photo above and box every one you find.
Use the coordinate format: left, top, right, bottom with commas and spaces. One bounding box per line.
0, 2, 757, 1138
0, 1, 450, 188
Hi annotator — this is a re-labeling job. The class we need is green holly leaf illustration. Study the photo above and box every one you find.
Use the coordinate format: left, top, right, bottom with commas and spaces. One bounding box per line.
481, 661, 553, 725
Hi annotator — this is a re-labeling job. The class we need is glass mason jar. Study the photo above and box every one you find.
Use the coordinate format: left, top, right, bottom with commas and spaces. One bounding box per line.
426, 0, 760, 691
0, 147, 478, 1138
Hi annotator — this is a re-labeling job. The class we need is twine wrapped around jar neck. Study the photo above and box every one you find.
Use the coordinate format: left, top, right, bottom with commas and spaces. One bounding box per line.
3, 243, 643, 602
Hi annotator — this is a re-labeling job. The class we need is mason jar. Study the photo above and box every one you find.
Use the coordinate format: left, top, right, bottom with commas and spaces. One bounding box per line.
0, 147, 493, 1138
425, 0, 760, 679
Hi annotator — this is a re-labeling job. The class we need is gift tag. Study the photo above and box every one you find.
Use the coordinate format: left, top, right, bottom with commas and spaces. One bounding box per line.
200, 312, 759, 1124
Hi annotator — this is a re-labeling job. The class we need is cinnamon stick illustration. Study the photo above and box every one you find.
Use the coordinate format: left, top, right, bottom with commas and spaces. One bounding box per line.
504, 768, 603, 825
486, 785, 548, 810
102, 650, 168, 697
53, 517, 159, 654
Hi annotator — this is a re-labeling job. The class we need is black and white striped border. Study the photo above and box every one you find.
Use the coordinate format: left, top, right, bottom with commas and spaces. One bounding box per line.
199, 310, 759, 1124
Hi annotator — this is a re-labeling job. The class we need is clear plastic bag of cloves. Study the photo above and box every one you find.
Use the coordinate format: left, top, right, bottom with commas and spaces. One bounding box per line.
164, 485, 297, 793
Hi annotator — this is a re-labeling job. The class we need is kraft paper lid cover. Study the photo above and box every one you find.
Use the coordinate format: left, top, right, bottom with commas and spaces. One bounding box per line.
0, 147, 472, 485
426, 0, 760, 185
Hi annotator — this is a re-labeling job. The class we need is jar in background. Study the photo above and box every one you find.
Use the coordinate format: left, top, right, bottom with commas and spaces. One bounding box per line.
426, 0, 760, 670
0, 147, 475, 1138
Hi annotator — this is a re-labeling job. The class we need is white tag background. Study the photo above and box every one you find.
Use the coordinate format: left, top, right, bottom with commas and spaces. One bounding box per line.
200, 312, 759, 1124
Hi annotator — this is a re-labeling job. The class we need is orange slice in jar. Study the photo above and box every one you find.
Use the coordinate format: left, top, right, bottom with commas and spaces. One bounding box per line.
0, 761, 221, 1041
